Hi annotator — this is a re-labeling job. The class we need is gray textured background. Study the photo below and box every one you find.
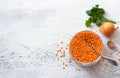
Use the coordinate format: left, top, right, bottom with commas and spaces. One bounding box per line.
0, 0, 120, 78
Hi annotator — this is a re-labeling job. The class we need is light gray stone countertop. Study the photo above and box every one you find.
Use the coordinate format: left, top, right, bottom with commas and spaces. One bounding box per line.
0, 0, 120, 78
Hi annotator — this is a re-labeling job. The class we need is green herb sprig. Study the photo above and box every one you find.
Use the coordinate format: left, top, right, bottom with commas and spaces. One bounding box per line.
85, 5, 116, 27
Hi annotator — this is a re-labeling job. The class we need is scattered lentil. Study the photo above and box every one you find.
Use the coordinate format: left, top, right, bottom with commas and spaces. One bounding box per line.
57, 58, 60, 61
76, 68, 80, 71
102, 57, 105, 62
65, 64, 67, 67
61, 41, 63, 44
62, 62, 65, 65
63, 67, 65, 70
65, 47, 68, 50
109, 52, 113, 55
118, 58, 120, 61
57, 50, 60, 52
68, 58, 72, 63
61, 47, 63, 49
119, 51, 120, 54
67, 44, 69, 47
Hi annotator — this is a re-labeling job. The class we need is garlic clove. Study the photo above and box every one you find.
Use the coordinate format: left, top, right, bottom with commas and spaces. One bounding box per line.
107, 40, 115, 49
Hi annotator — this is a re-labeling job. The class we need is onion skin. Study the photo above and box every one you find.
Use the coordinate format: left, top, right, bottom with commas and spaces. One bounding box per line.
100, 22, 115, 36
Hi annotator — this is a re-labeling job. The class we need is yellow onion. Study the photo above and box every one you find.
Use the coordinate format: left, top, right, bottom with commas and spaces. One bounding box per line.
100, 22, 118, 36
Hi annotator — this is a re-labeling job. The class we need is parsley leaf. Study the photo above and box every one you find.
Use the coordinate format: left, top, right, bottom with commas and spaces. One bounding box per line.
85, 5, 116, 27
